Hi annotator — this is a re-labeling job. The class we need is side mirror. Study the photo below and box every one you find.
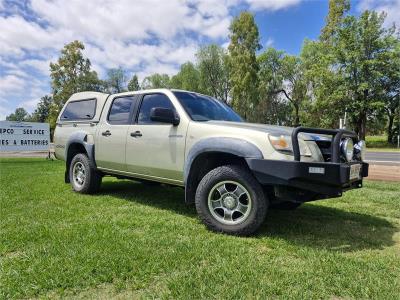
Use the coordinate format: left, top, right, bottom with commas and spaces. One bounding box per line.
150, 107, 180, 126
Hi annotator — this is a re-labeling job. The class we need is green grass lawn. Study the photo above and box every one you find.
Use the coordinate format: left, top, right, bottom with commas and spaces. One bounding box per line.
1, 158, 399, 299
366, 135, 399, 151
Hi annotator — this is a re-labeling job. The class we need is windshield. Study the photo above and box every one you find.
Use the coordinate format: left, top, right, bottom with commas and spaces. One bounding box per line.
173, 91, 242, 122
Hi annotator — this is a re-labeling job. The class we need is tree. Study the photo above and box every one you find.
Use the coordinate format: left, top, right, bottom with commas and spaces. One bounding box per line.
105, 67, 127, 93
257, 48, 290, 124
127, 74, 140, 91
6, 107, 30, 121
303, 7, 400, 139
381, 40, 400, 143
320, 0, 350, 42
331, 11, 398, 139
228, 12, 261, 121
278, 55, 308, 126
49, 40, 102, 128
258, 48, 309, 126
141, 74, 171, 89
170, 62, 202, 92
31, 95, 53, 122
196, 44, 230, 103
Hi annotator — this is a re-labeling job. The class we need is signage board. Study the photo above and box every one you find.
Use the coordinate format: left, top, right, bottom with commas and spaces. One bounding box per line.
0, 121, 50, 152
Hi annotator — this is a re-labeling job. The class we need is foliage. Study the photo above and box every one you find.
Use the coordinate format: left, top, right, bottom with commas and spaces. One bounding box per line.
104, 67, 127, 93
170, 62, 202, 93
196, 44, 230, 103
365, 135, 398, 149
257, 48, 290, 124
381, 40, 400, 143
127, 74, 140, 91
49, 41, 102, 129
141, 73, 171, 89
302, 6, 400, 141
23, 1, 400, 140
5, 107, 30, 122
228, 11, 261, 121
30, 95, 53, 123
320, 0, 350, 42
332, 11, 398, 139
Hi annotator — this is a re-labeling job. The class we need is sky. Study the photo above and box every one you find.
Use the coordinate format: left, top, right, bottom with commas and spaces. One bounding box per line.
0, 0, 399, 120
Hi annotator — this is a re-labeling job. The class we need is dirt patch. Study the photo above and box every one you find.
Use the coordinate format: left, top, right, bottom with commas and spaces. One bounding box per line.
367, 164, 400, 182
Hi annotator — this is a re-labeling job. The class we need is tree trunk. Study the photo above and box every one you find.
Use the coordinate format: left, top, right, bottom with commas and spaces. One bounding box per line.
387, 114, 394, 144
359, 114, 367, 141
294, 104, 300, 127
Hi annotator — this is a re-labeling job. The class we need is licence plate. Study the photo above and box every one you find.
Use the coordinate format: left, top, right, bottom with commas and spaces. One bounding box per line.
350, 164, 362, 180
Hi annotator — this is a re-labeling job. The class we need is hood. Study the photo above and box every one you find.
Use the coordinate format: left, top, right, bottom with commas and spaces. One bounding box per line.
204, 121, 294, 135
203, 121, 331, 141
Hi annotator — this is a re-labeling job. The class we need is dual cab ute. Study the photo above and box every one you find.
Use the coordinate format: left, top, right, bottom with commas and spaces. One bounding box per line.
54, 89, 368, 235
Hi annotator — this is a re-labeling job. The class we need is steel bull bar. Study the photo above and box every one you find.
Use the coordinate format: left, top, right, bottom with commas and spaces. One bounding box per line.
246, 127, 369, 198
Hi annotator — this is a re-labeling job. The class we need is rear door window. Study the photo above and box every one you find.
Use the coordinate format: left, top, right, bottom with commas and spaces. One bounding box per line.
108, 96, 137, 125
61, 99, 96, 120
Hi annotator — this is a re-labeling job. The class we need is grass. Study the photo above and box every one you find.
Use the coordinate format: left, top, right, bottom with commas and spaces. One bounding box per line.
366, 135, 399, 151
1, 158, 399, 299
367, 147, 400, 152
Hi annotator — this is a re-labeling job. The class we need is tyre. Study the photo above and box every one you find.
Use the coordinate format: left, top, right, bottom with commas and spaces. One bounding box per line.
270, 201, 302, 210
69, 153, 102, 194
195, 165, 268, 236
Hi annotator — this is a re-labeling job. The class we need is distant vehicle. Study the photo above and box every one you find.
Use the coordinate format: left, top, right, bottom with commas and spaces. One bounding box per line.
54, 89, 368, 235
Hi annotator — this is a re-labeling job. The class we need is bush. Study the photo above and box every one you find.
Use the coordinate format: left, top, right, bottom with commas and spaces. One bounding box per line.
365, 135, 393, 148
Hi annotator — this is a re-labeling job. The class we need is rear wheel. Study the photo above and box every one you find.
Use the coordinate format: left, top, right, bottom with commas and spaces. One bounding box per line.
69, 153, 102, 194
195, 165, 268, 236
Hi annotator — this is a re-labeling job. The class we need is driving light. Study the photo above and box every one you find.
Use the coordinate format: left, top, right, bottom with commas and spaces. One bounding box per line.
268, 134, 312, 156
354, 140, 366, 161
341, 138, 354, 161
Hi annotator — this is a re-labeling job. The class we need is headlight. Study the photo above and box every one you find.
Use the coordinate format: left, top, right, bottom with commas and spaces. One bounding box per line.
340, 138, 354, 161
268, 134, 311, 157
354, 140, 366, 161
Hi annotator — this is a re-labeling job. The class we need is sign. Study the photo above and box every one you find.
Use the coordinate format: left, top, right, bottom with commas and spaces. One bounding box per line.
0, 121, 50, 152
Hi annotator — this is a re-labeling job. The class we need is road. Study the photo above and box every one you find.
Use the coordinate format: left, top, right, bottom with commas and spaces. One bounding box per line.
365, 151, 400, 165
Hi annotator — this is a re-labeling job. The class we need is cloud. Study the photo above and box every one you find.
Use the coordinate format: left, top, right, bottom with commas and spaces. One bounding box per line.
0, 75, 27, 96
357, 0, 400, 28
245, 0, 301, 11
0, 0, 307, 118
265, 37, 274, 47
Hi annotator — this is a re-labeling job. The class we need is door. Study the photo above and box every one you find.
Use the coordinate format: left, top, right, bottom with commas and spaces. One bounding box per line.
95, 95, 138, 171
126, 93, 186, 181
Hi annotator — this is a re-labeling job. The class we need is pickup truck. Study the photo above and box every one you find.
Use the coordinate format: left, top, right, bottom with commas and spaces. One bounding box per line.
54, 89, 368, 235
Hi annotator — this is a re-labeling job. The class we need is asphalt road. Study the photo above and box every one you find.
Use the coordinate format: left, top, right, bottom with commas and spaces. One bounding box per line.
365, 151, 400, 165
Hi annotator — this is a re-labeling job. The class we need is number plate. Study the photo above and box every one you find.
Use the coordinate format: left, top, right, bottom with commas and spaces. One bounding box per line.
349, 164, 362, 180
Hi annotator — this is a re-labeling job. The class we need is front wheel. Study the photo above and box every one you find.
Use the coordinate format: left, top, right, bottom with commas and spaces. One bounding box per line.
69, 153, 102, 194
195, 165, 268, 236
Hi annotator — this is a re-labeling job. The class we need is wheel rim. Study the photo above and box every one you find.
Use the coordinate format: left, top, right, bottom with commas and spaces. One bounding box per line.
207, 180, 252, 225
72, 162, 86, 188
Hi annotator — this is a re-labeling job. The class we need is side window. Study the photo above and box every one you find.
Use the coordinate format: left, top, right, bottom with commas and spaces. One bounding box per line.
61, 99, 96, 120
108, 96, 136, 125
138, 93, 175, 124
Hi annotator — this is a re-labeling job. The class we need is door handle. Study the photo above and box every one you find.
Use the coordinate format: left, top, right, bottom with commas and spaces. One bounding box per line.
130, 131, 142, 138
102, 130, 111, 137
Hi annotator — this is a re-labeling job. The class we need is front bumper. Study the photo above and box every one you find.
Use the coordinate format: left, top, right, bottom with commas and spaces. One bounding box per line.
246, 158, 369, 197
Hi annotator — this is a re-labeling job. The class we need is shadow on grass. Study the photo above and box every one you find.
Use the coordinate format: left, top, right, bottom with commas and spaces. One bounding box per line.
99, 180, 196, 217
100, 180, 396, 252
260, 204, 396, 251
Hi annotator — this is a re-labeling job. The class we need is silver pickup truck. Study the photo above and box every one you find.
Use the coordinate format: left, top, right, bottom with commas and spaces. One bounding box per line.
54, 89, 368, 235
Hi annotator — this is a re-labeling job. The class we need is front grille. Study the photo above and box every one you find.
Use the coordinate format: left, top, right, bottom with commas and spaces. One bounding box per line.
292, 127, 360, 163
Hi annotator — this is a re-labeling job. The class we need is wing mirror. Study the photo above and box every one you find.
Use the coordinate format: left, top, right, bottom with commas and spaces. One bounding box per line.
150, 107, 180, 126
